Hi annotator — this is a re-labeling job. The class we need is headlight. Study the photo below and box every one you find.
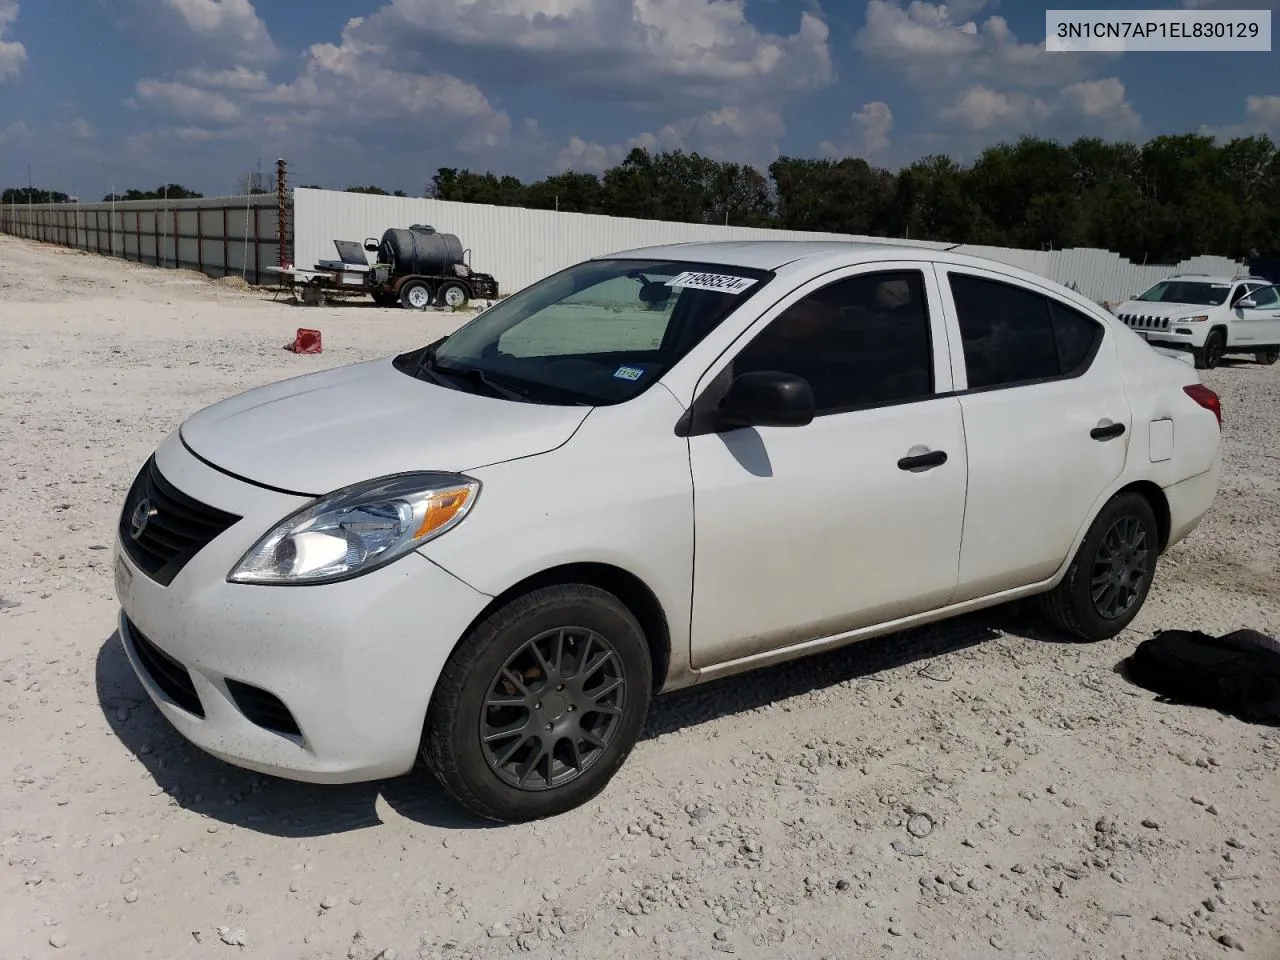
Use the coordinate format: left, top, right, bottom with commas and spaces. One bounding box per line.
1177, 314, 1209, 323
228, 472, 480, 585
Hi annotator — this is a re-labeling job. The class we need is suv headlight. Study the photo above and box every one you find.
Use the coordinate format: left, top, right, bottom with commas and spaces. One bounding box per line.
1177, 314, 1209, 323
228, 473, 480, 585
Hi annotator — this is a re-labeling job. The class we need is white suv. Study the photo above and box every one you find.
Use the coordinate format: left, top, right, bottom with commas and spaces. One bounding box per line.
1113, 274, 1280, 369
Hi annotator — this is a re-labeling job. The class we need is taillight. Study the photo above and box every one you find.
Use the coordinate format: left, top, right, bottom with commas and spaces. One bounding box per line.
1184, 384, 1222, 426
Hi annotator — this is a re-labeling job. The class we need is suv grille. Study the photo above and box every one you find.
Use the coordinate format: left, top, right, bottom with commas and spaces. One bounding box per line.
119, 456, 241, 586
1117, 313, 1173, 332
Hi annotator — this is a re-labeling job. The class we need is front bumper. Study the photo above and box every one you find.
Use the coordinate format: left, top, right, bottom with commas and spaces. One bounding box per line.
113, 432, 492, 784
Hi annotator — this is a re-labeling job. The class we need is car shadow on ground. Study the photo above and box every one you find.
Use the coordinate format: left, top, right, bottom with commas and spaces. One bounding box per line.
94, 602, 1041, 838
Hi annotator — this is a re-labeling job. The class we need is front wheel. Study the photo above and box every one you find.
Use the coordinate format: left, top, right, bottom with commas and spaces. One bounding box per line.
1194, 330, 1226, 369
422, 585, 653, 823
1256, 348, 1279, 366
1040, 491, 1160, 642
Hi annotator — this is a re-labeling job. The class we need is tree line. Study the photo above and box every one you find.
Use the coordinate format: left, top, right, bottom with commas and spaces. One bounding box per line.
419, 133, 1277, 265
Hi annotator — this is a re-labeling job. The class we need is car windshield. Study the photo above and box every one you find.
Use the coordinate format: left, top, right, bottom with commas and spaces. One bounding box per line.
394, 258, 774, 405
1135, 280, 1231, 306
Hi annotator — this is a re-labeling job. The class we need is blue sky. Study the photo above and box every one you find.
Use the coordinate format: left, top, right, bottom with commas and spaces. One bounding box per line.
0, 0, 1276, 199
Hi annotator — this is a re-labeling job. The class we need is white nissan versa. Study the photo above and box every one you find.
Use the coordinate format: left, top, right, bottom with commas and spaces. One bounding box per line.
113, 241, 1223, 822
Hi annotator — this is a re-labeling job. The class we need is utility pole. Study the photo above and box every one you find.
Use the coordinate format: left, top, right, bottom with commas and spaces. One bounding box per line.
275, 158, 288, 269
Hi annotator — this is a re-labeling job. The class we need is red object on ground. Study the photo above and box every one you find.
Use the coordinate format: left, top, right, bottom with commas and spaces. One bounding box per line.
287, 328, 322, 354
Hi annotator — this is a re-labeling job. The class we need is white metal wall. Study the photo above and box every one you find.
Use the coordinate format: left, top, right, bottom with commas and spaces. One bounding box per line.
292, 187, 1249, 304
2, 188, 1250, 304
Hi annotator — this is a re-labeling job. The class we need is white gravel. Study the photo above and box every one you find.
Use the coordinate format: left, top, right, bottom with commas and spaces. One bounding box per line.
1, 235, 1278, 959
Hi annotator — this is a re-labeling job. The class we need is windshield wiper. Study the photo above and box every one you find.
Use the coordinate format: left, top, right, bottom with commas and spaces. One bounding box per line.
412, 340, 446, 384
435, 363, 530, 402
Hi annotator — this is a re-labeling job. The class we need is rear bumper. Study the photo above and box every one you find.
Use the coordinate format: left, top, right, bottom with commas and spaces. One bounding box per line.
1164, 460, 1221, 550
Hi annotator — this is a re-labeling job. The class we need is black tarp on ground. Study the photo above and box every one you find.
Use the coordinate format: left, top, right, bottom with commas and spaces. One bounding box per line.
1120, 628, 1280, 725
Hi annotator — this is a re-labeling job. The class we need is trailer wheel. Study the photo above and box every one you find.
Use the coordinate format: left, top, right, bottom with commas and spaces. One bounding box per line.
438, 281, 470, 310
400, 281, 433, 311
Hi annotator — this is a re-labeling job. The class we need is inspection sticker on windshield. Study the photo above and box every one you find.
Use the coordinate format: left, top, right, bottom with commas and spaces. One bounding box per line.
665, 271, 757, 294
613, 365, 645, 382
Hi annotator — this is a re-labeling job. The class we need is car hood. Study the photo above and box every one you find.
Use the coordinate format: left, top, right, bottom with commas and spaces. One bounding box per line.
1114, 300, 1221, 318
179, 357, 591, 495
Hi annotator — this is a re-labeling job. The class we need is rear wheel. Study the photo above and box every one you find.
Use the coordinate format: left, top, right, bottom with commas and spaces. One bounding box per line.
437, 281, 470, 310
1194, 329, 1226, 369
1256, 348, 1279, 365
1040, 491, 1159, 642
422, 585, 653, 823
399, 280, 433, 311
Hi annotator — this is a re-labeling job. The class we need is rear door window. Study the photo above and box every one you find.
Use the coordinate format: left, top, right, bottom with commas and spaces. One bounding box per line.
948, 273, 1104, 390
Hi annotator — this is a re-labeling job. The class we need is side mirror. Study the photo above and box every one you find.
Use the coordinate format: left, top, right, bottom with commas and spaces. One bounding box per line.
1236, 297, 1257, 309
363, 238, 380, 252
718, 371, 814, 430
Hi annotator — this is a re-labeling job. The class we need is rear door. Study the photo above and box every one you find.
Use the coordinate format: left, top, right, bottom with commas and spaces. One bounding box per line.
686, 262, 969, 668
936, 266, 1131, 602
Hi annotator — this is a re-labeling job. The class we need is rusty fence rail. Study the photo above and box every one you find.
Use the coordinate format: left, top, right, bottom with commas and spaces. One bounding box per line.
0, 195, 290, 286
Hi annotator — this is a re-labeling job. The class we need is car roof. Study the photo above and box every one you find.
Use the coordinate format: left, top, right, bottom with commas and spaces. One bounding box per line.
594, 239, 944, 271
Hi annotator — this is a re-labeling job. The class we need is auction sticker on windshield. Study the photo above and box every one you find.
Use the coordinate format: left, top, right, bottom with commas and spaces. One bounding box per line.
665, 271, 757, 294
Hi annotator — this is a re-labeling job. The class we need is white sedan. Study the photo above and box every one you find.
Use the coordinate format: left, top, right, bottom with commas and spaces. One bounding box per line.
112, 241, 1223, 822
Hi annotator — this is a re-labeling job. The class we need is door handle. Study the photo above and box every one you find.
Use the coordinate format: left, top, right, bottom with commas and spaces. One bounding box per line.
898, 449, 948, 472
1090, 421, 1126, 441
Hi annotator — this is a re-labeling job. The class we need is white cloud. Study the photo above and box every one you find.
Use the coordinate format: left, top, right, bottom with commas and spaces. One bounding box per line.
556, 136, 618, 176
162, 0, 278, 63
177, 65, 270, 91
1201, 94, 1280, 140
69, 118, 96, 140
855, 0, 1114, 91
819, 101, 894, 159
0, 118, 29, 144
1056, 78, 1140, 135
939, 86, 1049, 130
936, 78, 1140, 138
0, 0, 27, 82
348, 0, 834, 109
1180, 0, 1276, 9
556, 105, 786, 175
134, 80, 244, 123
249, 25, 511, 153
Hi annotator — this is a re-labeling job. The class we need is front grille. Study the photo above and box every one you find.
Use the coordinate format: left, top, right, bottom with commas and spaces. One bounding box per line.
1118, 313, 1172, 331
126, 618, 205, 717
119, 456, 241, 586
226, 680, 302, 737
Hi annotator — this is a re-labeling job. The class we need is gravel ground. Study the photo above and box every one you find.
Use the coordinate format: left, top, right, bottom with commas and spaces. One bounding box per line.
1, 235, 1278, 960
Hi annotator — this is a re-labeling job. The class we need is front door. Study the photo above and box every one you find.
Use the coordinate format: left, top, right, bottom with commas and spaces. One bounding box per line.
1236, 284, 1280, 346
687, 263, 969, 669
937, 266, 1133, 601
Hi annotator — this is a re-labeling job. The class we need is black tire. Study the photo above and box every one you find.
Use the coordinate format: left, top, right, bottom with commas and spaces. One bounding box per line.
1256, 348, 1279, 366
1194, 329, 1226, 369
1040, 491, 1160, 643
437, 280, 470, 310
422, 584, 653, 823
399, 280, 433, 311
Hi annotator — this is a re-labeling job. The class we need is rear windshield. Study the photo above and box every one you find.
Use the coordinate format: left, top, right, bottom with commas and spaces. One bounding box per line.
1136, 280, 1231, 306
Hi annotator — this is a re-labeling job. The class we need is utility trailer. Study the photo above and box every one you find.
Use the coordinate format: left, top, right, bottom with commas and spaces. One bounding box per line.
271, 225, 500, 309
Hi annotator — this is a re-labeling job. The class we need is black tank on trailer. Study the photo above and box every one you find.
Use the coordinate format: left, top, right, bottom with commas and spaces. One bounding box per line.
378, 224, 465, 276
